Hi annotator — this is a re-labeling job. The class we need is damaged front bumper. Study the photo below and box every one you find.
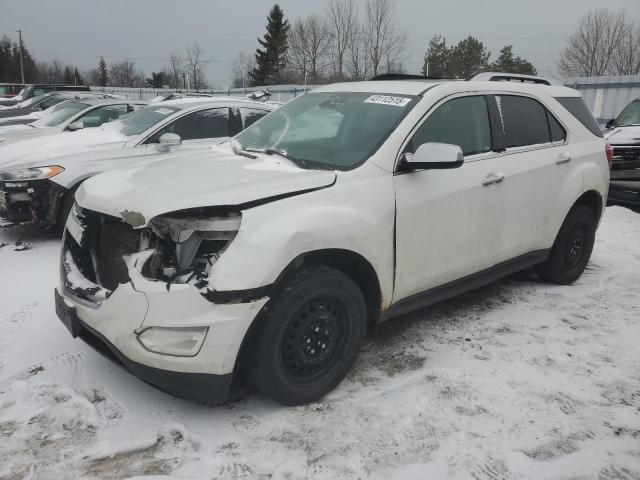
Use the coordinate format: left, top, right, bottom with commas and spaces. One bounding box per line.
0, 179, 67, 226
56, 212, 269, 403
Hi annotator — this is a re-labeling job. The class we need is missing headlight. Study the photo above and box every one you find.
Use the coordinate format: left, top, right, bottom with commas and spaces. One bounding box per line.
143, 211, 241, 287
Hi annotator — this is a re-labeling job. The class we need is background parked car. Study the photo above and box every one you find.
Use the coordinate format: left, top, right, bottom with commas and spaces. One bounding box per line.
0, 83, 24, 100
604, 98, 640, 171
0, 98, 277, 227
0, 99, 147, 144
0, 92, 122, 126
0, 83, 91, 107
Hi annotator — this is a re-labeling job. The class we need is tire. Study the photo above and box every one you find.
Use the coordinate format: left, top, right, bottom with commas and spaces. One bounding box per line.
535, 205, 596, 285
247, 265, 367, 406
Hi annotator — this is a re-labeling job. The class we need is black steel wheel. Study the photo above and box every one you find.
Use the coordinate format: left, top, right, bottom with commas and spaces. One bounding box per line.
536, 205, 596, 285
247, 265, 367, 406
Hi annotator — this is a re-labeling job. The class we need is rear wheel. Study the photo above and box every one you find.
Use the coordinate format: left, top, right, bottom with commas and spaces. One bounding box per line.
247, 266, 367, 406
536, 205, 596, 285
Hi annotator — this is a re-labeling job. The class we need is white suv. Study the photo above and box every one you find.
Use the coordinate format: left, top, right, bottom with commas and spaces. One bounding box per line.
55, 75, 611, 406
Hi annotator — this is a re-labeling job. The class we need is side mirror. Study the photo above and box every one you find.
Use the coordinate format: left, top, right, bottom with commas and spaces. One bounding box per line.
605, 119, 616, 129
155, 133, 182, 152
401, 142, 464, 171
67, 121, 84, 131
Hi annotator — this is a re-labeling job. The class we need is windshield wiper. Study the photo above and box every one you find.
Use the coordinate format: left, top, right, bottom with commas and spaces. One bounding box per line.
242, 147, 333, 170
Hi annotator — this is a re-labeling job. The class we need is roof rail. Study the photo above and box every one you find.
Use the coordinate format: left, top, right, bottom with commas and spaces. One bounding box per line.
471, 72, 554, 85
369, 73, 455, 81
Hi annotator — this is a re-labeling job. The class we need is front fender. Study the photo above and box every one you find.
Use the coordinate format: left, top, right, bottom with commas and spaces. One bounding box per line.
208, 169, 396, 305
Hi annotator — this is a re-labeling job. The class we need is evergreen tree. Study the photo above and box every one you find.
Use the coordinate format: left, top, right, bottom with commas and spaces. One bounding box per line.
491, 45, 537, 75
98, 56, 109, 86
0, 34, 38, 82
422, 35, 450, 78
448, 36, 490, 79
63, 66, 74, 84
73, 68, 84, 85
250, 5, 290, 86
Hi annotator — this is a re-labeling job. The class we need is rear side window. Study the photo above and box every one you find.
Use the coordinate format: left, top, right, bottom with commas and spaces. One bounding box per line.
241, 108, 269, 129
407, 95, 492, 156
554, 97, 603, 138
495, 95, 550, 148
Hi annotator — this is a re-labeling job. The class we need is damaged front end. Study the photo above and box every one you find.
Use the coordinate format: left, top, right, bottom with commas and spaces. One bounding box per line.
143, 208, 242, 292
61, 204, 242, 305
0, 166, 67, 226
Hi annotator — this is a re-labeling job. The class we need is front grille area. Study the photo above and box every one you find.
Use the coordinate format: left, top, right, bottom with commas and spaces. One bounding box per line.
613, 146, 640, 160
63, 209, 143, 295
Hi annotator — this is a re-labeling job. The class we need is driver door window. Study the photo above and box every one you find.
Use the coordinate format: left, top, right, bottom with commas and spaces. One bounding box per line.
407, 96, 492, 157
146, 108, 229, 143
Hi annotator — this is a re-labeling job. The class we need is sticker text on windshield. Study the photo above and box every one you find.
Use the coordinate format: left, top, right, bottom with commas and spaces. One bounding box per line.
364, 95, 411, 107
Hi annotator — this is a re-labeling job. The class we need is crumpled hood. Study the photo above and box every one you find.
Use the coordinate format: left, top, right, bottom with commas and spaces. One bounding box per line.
605, 125, 640, 145
76, 146, 337, 226
0, 127, 128, 168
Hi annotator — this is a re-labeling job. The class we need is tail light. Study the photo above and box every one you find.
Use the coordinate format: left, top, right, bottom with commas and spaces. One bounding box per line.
605, 143, 613, 170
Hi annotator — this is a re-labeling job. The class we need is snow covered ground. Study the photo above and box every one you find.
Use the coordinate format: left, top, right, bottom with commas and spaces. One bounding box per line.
0, 206, 639, 480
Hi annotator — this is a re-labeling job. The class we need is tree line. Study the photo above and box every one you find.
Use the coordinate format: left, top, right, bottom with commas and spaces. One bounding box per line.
1, 6, 638, 89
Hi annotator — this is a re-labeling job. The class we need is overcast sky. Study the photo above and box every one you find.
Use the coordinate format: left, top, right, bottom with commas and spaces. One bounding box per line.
2, 0, 639, 87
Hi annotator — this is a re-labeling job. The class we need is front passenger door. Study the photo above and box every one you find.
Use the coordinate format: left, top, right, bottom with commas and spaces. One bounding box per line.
393, 95, 507, 302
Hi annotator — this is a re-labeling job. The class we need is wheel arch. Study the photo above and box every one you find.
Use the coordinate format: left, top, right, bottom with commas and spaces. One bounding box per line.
573, 189, 604, 223
232, 248, 383, 385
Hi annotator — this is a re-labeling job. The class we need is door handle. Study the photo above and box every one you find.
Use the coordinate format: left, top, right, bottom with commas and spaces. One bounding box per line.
556, 153, 572, 165
482, 173, 505, 186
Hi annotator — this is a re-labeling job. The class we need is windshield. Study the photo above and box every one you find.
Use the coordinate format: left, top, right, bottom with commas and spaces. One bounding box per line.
32, 101, 90, 127
233, 91, 417, 170
615, 100, 640, 127
104, 105, 180, 136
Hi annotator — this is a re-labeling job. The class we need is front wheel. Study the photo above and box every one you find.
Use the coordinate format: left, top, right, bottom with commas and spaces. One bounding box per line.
536, 205, 596, 285
247, 266, 367, 406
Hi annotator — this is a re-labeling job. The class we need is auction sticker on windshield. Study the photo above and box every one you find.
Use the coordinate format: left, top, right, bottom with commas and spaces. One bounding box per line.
364, 95, 411, 107
154, 108, 174, 115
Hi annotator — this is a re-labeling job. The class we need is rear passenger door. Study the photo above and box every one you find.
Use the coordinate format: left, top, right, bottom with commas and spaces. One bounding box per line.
488, 94, 569, 261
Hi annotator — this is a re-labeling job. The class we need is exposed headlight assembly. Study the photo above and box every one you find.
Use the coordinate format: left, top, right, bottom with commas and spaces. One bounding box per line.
0, 165, 64, 182
145, 212, 241, 285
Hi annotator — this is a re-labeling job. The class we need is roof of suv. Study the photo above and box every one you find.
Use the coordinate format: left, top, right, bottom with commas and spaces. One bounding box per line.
315, 79, 581, 98
160, 97, 277, 109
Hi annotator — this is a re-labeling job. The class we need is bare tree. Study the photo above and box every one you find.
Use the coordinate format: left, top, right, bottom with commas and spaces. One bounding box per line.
363, 0, 407, 77
288, 19, 310, 84
610, 24, 640, 75
167, 53, 183, 88
346, 23, 371, 80
326, 0, 358, 81
303, 14, 331, 83
109, 59, 143, 87
558, 9, 631, 77
185, 43, 207, 90
231, 51, 256, 88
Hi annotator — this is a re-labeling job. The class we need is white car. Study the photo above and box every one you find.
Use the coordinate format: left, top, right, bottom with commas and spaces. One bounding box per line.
0, 99, 147, 144
0, 99, 276, 227
55, 74, 610, 405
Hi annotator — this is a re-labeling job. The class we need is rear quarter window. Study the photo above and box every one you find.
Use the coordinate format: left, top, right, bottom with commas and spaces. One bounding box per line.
554, 97, 603, 138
